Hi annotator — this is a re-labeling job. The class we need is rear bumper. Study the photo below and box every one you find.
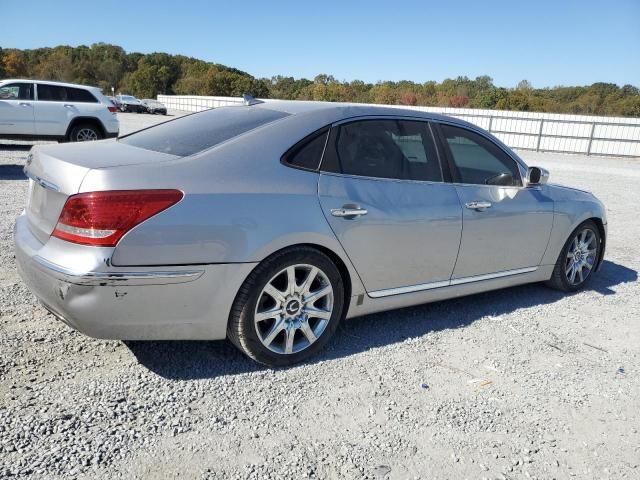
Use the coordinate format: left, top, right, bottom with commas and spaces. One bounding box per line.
103, 116, 120, 136
14, 214, 256, 340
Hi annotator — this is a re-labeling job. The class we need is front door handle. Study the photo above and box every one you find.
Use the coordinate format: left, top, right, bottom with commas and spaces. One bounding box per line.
465, 201, 492, 211
64, 104, 74, 108
19, 102, 31, 107
331, 206, 368, 218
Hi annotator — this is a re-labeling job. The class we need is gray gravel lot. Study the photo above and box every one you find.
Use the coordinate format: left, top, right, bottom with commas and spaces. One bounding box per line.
1, 112, 639, 479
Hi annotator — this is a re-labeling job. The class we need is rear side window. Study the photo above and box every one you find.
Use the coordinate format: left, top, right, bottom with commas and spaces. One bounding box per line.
282, 129, 329, 170
322, 119, 442, 182
37, 84, 67, 101
0, 83, 33, 100
119, 106, 290, 156
66, 87, 98, 103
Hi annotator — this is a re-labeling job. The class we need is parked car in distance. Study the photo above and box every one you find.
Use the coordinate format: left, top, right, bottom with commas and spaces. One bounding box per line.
0, 79, 119, 142
141, 99, 167, 115
115, 95, 146, 113
107, 96, 121, 109
15, 101, 607, 366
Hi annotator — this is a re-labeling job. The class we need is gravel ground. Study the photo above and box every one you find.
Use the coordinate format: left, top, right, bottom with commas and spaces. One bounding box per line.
1, 112, 639, 479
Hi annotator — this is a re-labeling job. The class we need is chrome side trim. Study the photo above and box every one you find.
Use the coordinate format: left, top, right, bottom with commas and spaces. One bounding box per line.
449, 267, 538, 286
33, 256, 204, 286
24, 169, 60, 192
368, 267, 538, 298
368, 280, 450, 298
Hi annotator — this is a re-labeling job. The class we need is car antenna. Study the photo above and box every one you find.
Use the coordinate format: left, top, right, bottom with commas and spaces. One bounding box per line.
242, 93, 264, 106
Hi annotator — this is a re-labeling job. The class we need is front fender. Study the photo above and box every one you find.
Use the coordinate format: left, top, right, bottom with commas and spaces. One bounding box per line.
540, 185, 607, 267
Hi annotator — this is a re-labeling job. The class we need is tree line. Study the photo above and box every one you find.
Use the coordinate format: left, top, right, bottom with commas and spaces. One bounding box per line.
1, 43, 638, 116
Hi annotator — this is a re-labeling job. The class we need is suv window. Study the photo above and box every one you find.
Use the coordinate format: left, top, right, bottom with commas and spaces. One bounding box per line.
0, 83, 33, 100
66, 87, 98, 103
119, 106, 290, 156
324, 119, 442, 182
440, 124, 522, 186
37, 84, 68, 102
282, 129, 329, 170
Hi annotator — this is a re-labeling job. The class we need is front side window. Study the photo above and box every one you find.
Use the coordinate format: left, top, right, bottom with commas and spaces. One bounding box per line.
37, 84, 68, 102
0, 83, 33, 100
119, 106, 290, 156
440, 124, 522, 186
325, 119, 442, 182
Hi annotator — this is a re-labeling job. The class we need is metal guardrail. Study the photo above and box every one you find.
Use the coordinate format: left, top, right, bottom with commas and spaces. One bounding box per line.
157, 95, 640, 158
441, 112, 640, 158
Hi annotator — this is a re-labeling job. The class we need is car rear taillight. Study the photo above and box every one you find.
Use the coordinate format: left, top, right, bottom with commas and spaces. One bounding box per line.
52, 190, 184, 247
107, 106, 118, 113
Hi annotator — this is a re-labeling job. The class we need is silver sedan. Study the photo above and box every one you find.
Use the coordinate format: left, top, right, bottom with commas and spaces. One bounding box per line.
15, 101, 607, 366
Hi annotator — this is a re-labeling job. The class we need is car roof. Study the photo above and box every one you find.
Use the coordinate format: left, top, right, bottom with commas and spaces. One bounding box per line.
1, 78, 102, 92
254, 99, 473, 127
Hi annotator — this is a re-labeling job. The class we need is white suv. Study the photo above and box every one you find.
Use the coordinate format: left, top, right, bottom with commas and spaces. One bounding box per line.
0, 79, 119, 142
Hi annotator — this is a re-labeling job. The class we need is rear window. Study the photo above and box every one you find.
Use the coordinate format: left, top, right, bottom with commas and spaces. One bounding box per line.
37, 84, 67, 101
119, 106, 290, 156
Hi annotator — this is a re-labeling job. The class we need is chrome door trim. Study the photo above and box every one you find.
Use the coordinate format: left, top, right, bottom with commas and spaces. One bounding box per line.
33, 255, 204, 286
368, 280, 451, 298
368, 266, 538, 298
449, 267, 538, 286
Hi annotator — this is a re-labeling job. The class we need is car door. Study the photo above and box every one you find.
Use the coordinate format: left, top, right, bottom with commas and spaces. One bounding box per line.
0, 82, 35, 135
435, 122, 554, 280
318, 118, 462, 295
34, 84, 74, 136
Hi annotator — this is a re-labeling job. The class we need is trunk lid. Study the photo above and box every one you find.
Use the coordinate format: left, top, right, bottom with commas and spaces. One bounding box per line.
24, 140, 180, 244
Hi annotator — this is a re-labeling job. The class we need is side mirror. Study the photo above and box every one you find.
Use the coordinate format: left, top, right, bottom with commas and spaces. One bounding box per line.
527, 166, 549, 186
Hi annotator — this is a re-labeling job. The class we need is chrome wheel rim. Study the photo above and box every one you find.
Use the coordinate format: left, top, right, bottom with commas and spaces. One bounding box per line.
76, 128, 98, 141
565, 228, 597, 285
255, 264, 334, 355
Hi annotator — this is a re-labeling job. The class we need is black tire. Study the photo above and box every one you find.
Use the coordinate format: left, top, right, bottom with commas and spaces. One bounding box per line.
546, 220, 601, 292
68, 122, 103, 142
227, 247, 345, 367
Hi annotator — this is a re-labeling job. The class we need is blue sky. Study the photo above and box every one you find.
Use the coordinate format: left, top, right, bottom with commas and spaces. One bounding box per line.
2, 0, 639, 87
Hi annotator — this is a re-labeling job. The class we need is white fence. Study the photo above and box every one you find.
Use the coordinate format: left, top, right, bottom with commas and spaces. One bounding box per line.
157, 95, 640, 158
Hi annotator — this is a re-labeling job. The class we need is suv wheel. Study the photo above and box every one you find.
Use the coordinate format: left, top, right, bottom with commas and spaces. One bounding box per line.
69, 123, 103, 142
227, 247, 345, 367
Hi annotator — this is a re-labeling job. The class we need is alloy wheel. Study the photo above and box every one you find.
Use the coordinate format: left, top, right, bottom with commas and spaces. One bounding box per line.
254, 264, 334, 354
565, 227, 597, 285
76, 128, 98, 141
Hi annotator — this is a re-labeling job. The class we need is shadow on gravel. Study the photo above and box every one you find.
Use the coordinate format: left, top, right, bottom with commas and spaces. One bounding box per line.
0, 144, 32, 151
125, 260, 636, 380
0, 164, 26, 180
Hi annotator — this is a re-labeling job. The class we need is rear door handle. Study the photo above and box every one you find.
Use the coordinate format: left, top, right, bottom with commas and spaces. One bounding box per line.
465, 201, 492, 211
19, 102, 31, 107
64, 104, 74, 108
331, 207, 368, 218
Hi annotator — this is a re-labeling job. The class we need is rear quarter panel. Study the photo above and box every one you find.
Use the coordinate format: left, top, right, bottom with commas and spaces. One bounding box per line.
79, 113, 366, 296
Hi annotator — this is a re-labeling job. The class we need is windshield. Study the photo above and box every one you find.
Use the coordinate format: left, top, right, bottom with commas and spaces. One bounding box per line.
119, 106, 290, 156
120, 96, 137, 101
